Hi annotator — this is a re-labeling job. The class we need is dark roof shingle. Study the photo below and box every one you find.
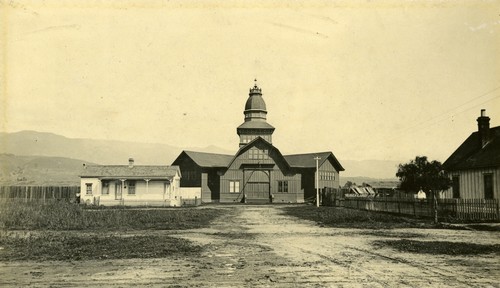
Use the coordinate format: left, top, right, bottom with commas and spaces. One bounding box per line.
182, 151, 233, 167
443, 126, 500, 170
284, 152, 345, 171
80, 165, 180, 178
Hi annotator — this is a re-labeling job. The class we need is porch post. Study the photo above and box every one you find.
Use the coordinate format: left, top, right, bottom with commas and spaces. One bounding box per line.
144, 179, 150, 194
120, 179, 126, 203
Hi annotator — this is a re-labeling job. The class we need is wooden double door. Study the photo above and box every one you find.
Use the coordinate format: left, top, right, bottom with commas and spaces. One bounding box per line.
244, 170, 270, 203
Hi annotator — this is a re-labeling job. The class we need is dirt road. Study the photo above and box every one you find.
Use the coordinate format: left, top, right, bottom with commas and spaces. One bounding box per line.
1, 205, 499, 287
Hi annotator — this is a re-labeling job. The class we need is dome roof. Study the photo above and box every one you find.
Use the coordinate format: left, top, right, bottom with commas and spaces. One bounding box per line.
245, 95, 267, 111
245, 82, 267, 111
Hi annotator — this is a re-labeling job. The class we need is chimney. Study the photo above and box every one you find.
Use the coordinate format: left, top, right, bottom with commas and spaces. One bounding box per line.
477, 109, 490, 148
128, 158, 134, 168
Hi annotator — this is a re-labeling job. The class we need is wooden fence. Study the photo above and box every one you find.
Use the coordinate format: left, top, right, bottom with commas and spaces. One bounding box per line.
321, 188, 499, 221
0, 186, 79, 203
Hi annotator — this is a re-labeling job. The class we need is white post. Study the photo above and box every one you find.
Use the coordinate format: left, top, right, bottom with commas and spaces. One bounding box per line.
145, 179, 150, 195
120, 179, 126, 203
314, 157, 321, 208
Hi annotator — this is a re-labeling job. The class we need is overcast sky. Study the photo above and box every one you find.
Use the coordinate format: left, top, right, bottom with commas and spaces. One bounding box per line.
2, 0, 499, 162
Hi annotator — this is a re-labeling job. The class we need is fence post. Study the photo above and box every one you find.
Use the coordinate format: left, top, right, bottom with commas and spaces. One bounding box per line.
433, 192, 438, 223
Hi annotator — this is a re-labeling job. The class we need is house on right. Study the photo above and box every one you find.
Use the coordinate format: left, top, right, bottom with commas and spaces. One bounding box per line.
442, 109, 500, 199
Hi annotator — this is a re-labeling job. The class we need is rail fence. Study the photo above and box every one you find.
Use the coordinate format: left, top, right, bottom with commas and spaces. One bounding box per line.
321, 188, 499, 221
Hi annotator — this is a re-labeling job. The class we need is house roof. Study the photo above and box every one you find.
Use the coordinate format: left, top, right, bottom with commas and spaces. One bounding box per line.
172, 140, 345, 172
176, 151, 233, 168
284, 152, 345, 171
443, 126, 500, 170
80, 165, 180, 178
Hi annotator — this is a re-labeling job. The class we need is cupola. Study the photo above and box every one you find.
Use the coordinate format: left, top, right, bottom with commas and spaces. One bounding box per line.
237, 79, 275, 147
244, 79, 267, 120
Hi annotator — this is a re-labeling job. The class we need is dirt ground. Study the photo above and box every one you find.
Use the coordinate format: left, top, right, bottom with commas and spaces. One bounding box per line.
1, 205, 499, 287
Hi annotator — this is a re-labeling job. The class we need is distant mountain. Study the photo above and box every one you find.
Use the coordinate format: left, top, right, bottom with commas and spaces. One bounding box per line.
0, 153, 94, 185
0, 130, 233, 165
0, 131, 404, 184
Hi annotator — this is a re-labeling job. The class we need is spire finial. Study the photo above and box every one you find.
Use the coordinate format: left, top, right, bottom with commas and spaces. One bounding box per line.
249, 79, 262, 94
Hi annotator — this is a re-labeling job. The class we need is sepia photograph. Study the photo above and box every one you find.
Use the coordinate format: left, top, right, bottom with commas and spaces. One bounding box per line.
1, 0, 499, 286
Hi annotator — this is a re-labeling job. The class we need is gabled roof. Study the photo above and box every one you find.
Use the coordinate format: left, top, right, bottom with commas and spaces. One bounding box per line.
443, 126, 500, 171
80, 165, 180, 178
171, 141, 345, 172
226, 137, 291, 169
173, 151, 233, 168
284, 152, 345, 171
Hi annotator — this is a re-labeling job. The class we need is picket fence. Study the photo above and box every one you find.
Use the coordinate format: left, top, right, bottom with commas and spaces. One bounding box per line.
321, 188, 499, 221
0, 186, 79, 203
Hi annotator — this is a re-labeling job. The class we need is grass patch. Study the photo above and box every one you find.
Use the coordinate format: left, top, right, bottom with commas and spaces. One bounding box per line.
0, 232, 200, 261
0, 202, 225, 231
373, 239, 500, 255
281, 206, 436, 229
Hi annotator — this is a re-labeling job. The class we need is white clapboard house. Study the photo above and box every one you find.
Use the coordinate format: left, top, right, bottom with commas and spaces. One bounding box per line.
80, 158, 183, 206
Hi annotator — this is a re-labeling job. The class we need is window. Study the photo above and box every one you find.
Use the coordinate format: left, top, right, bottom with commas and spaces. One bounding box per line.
484, 174, 493, 199
102, 181, 110, 195
229, 181, 240, 193
86, 183, 93, 195
241, 135, 256, 144
278, 181, 288, 193
249, 148, 269, 160
452, 176, 460, 198
128, 181, 136, 195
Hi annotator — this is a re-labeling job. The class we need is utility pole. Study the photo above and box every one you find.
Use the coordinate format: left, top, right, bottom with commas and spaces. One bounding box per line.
314, 157, 321, 207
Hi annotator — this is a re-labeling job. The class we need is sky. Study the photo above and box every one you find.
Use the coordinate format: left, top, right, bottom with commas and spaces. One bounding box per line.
2, 0, 499, 163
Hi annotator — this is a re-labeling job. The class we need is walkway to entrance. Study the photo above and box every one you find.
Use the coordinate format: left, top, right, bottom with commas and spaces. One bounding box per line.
2, 205, 497, 287
173, 205, 497, 287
